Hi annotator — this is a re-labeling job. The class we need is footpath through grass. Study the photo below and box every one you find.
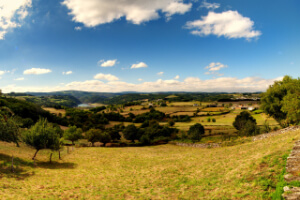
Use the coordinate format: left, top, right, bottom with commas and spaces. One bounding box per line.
1, 130, 299, 199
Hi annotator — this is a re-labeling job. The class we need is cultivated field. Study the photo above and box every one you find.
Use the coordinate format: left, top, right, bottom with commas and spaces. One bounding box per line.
1, 129, 299, 199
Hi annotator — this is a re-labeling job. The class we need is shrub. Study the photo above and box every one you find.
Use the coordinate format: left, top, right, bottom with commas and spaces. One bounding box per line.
212, 118, 216, 122
188, 123, 205, 142
233, 111, 260, 136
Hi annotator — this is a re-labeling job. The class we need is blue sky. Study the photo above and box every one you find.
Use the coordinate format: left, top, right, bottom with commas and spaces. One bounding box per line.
0, 0, 299, 93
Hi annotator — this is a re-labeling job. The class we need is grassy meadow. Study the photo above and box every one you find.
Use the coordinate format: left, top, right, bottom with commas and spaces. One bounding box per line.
1, 129, 299, 199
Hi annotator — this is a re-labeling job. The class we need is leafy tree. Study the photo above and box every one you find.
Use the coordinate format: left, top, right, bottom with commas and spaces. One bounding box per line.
106, 125, 122, 141
261, 75, 300, 126
64, 125, 83, 145
233, 111, 259, 136
188, 123, 205, 142
98, 132, 111, 146
23, 118, 60, 160
0, 107, 20, 147
85, 129, 102, 146
123, 124, 138, 143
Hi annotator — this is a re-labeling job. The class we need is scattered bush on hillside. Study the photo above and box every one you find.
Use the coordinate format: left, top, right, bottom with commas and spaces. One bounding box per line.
23, 118, 60, 160
123, 124, 139, 143
64, 125, 83, 145
188, 123, 205, 142
233, 111, 260, 136
0, 107, 20, 147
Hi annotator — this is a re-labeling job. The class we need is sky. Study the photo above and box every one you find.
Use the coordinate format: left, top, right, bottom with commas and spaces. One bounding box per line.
0, 0, 299, 93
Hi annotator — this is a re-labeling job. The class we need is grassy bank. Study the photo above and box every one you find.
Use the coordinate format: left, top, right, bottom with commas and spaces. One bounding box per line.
0, 129, 299, 199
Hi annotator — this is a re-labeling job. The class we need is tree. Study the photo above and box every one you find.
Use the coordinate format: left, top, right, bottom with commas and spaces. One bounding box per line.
64, 125, 83, 145
188, 123, 205, 142
85, 129, 102, 146
123, 124, 138, 143
23, 118, 60, 160
261, 75, 300, 126
98, 132, 111, 146
233, 111, 259, 136
0, 107, 20, 147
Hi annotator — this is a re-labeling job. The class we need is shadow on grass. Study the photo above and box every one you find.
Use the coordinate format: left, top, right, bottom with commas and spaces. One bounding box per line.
37, 161, 77, 169
0, 153, 35, 180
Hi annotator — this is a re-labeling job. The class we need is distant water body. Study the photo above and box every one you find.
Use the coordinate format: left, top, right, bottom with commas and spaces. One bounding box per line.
77, 103, 90, 108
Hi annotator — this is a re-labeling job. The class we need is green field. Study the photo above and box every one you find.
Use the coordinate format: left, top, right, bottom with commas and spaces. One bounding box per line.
1, 129, 299, 199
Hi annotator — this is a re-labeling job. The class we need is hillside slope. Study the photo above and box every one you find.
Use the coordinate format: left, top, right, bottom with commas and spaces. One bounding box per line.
1, 129, 299, 199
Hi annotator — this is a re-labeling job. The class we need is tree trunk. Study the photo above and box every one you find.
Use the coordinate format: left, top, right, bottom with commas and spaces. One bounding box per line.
15, 140, 20, 147
32, 149, 39, 160
49, 153, 53, 163
59, 151, 61, 160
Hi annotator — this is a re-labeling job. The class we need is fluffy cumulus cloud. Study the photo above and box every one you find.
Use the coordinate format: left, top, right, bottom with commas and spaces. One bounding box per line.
0, 0, 32, 39
94, 73, 119, 81
200, 0, 220, 10
98, 59, 117, 67
174, 75, 180, 79
131, 62, 148, 69
23, 68, 52, 75
63, 71, 73, 75
14, 77, 24, 81
186, 10, 261, 39
157, 72, 164, 76
2, 76, 282, 93
62, 0, 192, 26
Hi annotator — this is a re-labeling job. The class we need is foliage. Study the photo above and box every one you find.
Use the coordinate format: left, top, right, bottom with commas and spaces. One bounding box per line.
23, 118, 61, 160
171, 115, 191, 122
105, 124, 123, 141
123, 124, 139, 142
261, 75, 300, 126
85, 129, 103, 146
0, 107, 20, 147
187, 123, 205, 142
133, 109, 166, 123
98, 131, 111, 146
233, 111, 259, 136
64, 125, 83, 144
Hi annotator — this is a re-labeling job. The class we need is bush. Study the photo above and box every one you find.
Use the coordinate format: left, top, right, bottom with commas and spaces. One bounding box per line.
207, 118, 211, 122
85, 129, 103, 146
233, 111, 259, 136
212, 118, 216, 122
188, 123, 205, 142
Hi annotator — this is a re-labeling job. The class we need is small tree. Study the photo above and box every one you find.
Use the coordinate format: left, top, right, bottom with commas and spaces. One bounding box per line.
233, 111, 259, 136
23, 118, 60, 160
98, 132, 111, 146
0, 107, 20, 147
123, 124, 138, 143
188, 123, 205, 142
85, 129, 102, 146
64, 125, 83, 145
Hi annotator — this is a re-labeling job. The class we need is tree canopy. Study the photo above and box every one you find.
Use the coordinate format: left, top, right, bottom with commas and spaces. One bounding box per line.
261, 75, 300, 126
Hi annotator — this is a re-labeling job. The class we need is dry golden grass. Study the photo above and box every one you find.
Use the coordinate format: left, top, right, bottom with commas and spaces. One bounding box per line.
156, 106, 197, 114
1, 130, 299, 199
42, 107, 66, 117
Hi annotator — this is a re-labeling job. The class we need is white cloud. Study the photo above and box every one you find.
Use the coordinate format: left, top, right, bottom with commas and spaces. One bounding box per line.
74, 26, 82, 31
14, 77, 24, 81
138, 78, 143, 81
23, 68, 52, 75
131, 62, 148, 69
157, 72, 164, 76
186, 10, 261, 40
2, 76, 283, 93
62, 0, 192, 26
0, 70, 8, 75
94, 73, 119, 81
174, 75, 180, 79
200, 0, 220, 10
205, 62, 227, 71
98, 59, 117, 67
63, 71, 73, 75
0, 0, 32, 40
163, 2, 192, 19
